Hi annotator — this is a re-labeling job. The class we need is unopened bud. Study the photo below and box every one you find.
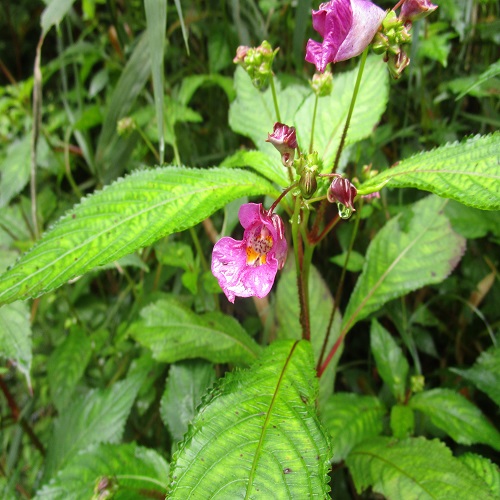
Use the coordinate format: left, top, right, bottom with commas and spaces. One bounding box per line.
117, 117, 136, 136
400, 0, 438, 23
233, 41, 278, 90
310, 71, 333, 97
327, 175, 357, 219
299, 170, 318, 199
386, 50, 410, 79
266, 122, 298, 168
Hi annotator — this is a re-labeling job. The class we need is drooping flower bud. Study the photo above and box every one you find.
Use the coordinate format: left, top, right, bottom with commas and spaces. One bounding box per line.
117, 117, 136, 136
266, 122, 298, 167
327, 175, 358, 219
400, 0, 438, 23
310, 71, 334, 97
385, 49, 410, 79
233, 41, 278, 90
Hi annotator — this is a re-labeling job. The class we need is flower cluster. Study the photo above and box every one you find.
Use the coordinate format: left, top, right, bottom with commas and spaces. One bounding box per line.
211, 203, 287, 303
233, 41, 278, 89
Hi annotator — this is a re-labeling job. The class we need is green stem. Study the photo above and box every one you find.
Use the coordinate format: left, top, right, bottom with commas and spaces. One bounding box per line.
309, 93, 319, 154
270, 74, 282, 123
136, 127, 160, 163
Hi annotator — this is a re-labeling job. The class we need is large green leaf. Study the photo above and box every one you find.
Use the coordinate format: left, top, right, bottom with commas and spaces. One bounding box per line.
321, 393, 385, 463
370, 320, 409, 401
160, 360, 216, 448
360, 133, 500, 210
0, 167, 277, 305
342, 196, 465, 334
167, 340, 332, 498
35, 443, 169, 499
450, 345, 500, 407
347, 437, 497, 499
129, 296, 261, 365
275, 262, 342, 409
409, 388, 500, 450
0, 301, 31, 385
47, 327, 92, 412
43, 362, 148, 481
295, 56, 388, 169
458, 453, 500, 497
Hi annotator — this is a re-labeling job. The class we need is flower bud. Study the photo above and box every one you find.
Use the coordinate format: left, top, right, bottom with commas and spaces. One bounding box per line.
400, 0, 438, 23
266, 122, 298, 167
299, 170, 318, 199
327, 175, 358, 219
117, 117, 136, 136
310, 71, 333, 97
233, 41, 278, 90
386, 49, 410, 79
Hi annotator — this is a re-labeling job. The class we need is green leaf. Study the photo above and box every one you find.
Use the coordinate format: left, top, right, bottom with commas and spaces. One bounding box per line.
0, 166, 277, 305
450, 345, 500, 406
456, 60, 500, 99
0, 136, 31, 208
458, 453, 500, 497
41, 0, 77, 35
0, 301, 31, 385
275, 262, 342, 409
47, 327, 92, 412
390, 404, 415, 439
129, 296, 261, 365
295, 56, 388, 169
347, 437, 497, 499
445, 200, 500, 238
35, 443, 169, 499
342, 196, 465, 334
370, 320, 409, 401
409, 388, 500, 450
43, 364, 148, 481
160, 360, 216, 446
329, 250, 365, 272
360, 133, 500, 210
321, 393, 385, 463
167, 340, 332, 498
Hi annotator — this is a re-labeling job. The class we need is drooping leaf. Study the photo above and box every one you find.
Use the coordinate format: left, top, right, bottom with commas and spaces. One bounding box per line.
275, 262, 342, 409
370, 320, 409, 401
129, 296, 261, 365
347, 437, 496, 499
0, 167, 277, 305
456, 59, 500, 99
160, 360, 216, 447
295, 56, 389, 170
342, 196, 465, 334
409, 388, 500, 450
0, 136, 31, 208
458, 453, 500, 497
41, 0, 77, 35
42, 363, 148, 481
450, 345, 500, 407
0, 301, 31, 385
359, 133, 500, 210
47, 327, 92, 412
321, 393, 385, 463
35, 443, 169, 499
167, 340, 332, 498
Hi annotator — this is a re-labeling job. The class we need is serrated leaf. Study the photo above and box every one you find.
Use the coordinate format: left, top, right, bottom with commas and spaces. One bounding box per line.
342, 196, 465, 334
0, 301, 31, 385
167, 340, 332, 498
360, 133, 500, 210
43, 365, 148, 481
370, 320, 409, 401
295, 56, 388, 169
276, 262, 342, 409
321, 393, 385, 463
458, 453, 500, 497
347, 436, 496, 499
450, 345, 500, 407
0, 167, 277, 305
129, 296, 261, 365
160, 360, 216, 446
35, 443, 169, 499
409, 388, 500, 450
47, 327, 92, 412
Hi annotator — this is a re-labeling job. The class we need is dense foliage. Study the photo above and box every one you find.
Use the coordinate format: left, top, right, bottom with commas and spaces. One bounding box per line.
0, 0, 499, 498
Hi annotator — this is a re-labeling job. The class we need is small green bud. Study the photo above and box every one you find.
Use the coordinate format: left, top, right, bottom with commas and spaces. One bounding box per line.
310, 71, 333, 97
117, 117, 136, 136
299, 170, 318, 199
233, 40, 279, 90
410, 374, 425, 393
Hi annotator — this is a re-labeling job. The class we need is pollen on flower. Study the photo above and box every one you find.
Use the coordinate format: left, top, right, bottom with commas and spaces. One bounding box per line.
246, 226, 273, 266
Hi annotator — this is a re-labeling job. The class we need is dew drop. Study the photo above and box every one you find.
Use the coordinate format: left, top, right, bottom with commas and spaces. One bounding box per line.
337, 203, 353, 220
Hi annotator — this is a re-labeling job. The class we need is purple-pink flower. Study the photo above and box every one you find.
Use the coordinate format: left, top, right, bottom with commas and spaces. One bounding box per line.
211, 203, 287, 303
266, 122, 298, 167
305, 0, 386, 73
327, 175, 358, 210
400, 0, 437, 23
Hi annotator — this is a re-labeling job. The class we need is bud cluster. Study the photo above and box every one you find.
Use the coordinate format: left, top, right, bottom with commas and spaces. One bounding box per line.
233, 41, 279, 90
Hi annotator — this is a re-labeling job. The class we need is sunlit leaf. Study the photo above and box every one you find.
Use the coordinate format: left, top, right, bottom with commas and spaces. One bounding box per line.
0, 167, 277, 305
360, 133, 500, 210
167, 341, 332, 498
458, 453, 500, 497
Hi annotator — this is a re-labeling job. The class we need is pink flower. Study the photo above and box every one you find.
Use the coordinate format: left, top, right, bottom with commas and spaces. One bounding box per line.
266, 122, 298, 167
327, 175, 358, 210
305, 0, 386, 73
400, 0, 437, 23
211, 203, 287, 303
